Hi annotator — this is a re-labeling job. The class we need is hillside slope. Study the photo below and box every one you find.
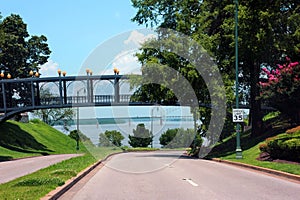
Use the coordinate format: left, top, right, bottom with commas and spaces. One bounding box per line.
0, 120, 81, 161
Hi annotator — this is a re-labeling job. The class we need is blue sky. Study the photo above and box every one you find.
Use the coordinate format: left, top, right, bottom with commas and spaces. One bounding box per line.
1, 0, 146, 76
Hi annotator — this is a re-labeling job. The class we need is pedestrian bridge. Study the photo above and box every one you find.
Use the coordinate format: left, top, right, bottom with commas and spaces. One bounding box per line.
0, 73, 186, 122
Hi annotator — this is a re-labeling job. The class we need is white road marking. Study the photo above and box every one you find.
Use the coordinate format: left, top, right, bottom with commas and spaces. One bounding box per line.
183, 178, 198, 187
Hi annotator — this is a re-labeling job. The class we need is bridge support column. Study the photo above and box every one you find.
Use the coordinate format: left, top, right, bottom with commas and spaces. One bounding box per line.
114, 77, 120, 103
86, 79, 90, 103
36, 82, 40, 106
58, 77, 63, 105
31, 81, 35, 107
90, 79, 93, 103
63, 80, 67, 104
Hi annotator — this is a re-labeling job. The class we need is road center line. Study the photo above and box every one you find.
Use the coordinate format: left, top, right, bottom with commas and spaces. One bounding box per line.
183, 178, 198, 187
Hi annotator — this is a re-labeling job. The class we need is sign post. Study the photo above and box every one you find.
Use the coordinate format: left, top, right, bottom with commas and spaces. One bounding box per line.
233, 109, 243, 158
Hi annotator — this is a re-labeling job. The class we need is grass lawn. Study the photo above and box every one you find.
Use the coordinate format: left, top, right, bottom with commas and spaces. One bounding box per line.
219, 142, 300, 175
207, 127, 300, 176
0, 120, 84, 161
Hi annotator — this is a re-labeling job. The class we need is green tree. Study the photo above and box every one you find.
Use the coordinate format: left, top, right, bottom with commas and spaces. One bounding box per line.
129, 123, 153, 147
0, 14, 51, 78
99, 130, 124, 147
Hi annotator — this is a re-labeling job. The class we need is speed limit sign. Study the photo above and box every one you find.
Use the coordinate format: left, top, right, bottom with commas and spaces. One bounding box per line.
232, 109, 244, 122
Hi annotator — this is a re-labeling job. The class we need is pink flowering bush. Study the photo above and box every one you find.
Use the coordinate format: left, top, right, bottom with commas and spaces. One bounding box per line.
260, 57, 300, 122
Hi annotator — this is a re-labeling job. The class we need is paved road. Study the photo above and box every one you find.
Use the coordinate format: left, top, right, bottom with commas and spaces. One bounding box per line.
59, 151, 300, 200
0, 154, 81, 184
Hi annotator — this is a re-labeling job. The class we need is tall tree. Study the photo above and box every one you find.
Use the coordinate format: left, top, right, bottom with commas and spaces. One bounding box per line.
0, 14, 51, 78
131, 0, 300, 136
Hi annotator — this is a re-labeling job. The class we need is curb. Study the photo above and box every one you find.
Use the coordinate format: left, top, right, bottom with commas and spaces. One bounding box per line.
211, 158, 300, 183
41, 152, 123, 200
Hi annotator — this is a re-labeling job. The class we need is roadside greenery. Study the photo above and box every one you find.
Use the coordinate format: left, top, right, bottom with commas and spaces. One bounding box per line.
259, 131, 300, 163
219, 144, 300, 175
207, 114, 300, 175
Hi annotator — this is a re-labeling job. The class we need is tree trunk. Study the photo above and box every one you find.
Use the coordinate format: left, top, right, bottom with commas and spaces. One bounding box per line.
250, 61, 263, 136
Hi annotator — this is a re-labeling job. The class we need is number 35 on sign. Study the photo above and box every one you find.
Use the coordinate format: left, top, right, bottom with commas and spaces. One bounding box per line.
232, 109, 244, 122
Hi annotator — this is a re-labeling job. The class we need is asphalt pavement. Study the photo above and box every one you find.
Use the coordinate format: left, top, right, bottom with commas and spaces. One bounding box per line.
58, 151, 300, 200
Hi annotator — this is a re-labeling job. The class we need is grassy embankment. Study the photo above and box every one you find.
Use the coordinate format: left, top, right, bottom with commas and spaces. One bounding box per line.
0, 120, 122, 199
207, 113, 300, 175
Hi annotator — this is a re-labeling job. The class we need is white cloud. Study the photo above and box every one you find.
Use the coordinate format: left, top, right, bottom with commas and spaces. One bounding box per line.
124, 30, 156, 47
94, 30, 156, 76
112, 51, 141, 75
104, 30, 157, 75
39, 60, 59, 77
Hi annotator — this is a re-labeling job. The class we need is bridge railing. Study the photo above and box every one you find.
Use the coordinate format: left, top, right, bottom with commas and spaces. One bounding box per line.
38, 94, 132, 106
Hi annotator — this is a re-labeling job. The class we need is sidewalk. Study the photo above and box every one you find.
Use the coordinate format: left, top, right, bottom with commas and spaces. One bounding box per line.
0, 154, 81, 184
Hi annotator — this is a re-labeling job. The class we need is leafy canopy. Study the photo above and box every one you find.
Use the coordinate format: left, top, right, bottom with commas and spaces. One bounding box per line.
0, 14, 51, 78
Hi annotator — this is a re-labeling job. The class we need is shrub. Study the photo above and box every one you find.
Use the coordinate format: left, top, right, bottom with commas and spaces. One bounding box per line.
129, 124, 153, 148
260, 131, 300, 162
